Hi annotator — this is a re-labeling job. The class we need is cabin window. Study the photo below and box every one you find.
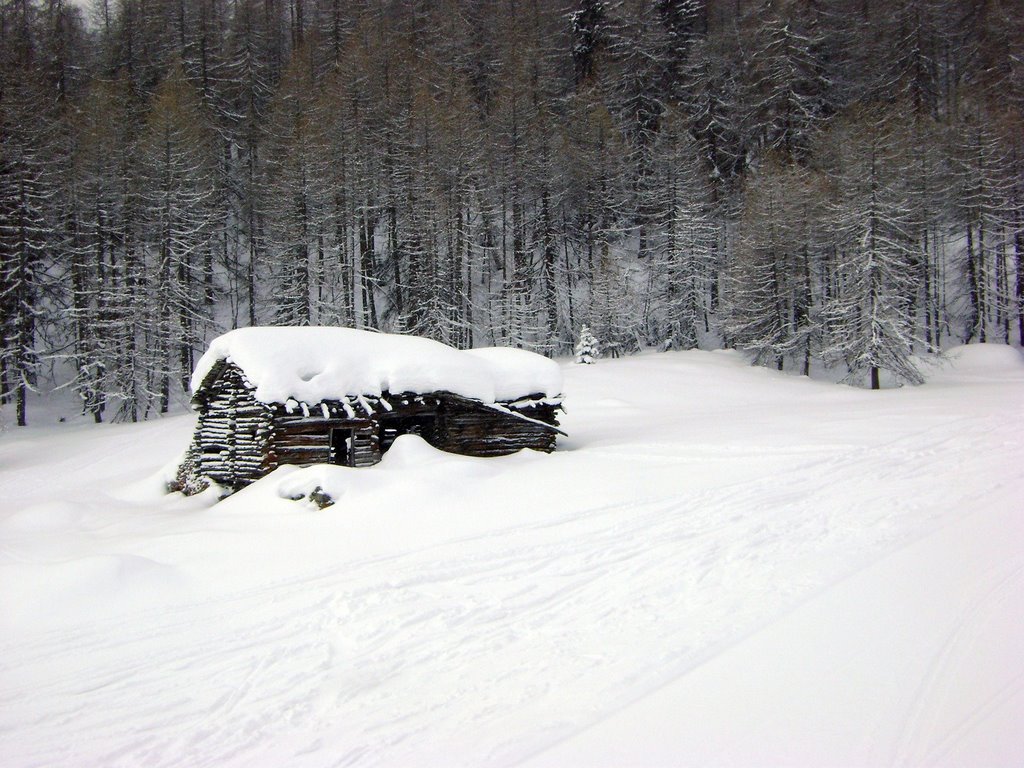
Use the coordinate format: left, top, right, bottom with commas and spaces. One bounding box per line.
329, 428, 354, 466
378, 413, 438, 452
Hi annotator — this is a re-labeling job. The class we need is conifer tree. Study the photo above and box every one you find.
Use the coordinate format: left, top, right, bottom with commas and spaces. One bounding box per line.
67, 77, 140, 421
261, 46, 326, 327
737, 0, 830, 162
574, 324, 599, 364
652, 108, 718, 350
223, 0, 277, 327
0, 77, 51, 426
136, 62, 219, 413
727, 152, 827, 373
819, 105, 923, 389
948, 100, 1015, 344
1, 0, 1022, 416
0, 12, 57, 426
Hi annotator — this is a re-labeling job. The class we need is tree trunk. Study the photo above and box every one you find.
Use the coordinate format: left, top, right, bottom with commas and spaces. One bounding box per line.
1016, 225, 1023, 345
17, 382, 27, 427
965, 225, 979, 342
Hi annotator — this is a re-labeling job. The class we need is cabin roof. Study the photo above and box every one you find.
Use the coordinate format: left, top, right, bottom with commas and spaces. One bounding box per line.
191, 327, 563, 407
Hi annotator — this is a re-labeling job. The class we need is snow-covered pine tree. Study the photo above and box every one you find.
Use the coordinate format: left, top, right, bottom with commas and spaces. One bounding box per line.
395, 48, 478, 348
0, 123, 48, 428
726, 152, 826, 374
900, 103, 948, 355
563, 98, 639, 357
574, 324, 599, 364
651, 108, 718, 351
311, 67, 358, 330
136, 61, 219, 413
261, 45, 328, 328
0, 62, 54, 427
222, 0, 277, 328
737, 0, 830, 162
818, 104, 923, 389
949, 100, 1015, 345
725, 168, 791, 371
64, 78, 134, 422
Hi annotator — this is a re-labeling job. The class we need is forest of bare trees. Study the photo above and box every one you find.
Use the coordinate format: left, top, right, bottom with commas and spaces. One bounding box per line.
1, 0, 1022, 425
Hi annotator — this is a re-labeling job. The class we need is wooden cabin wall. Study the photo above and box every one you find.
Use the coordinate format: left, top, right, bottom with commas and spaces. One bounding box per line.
271, 417, 381, 468
196, 365, 274, 488
268, 399, 557, 469
437, 402, 558, 456
350, 431, 380, 466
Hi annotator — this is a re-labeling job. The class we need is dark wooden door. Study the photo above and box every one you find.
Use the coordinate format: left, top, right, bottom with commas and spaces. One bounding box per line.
329, 428, 354, 466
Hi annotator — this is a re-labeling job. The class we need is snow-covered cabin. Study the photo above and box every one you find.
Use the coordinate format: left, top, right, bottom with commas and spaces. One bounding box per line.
174, 327, 564, 494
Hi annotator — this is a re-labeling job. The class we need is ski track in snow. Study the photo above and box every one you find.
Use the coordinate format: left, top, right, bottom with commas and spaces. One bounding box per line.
888, 555, 1024, 768
1, 348, 1022, 767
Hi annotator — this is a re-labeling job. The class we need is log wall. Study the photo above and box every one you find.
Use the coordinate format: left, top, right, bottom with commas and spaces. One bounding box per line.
271, 416, 381, 468
194, 363, 274, 489
435, 399, 559, 456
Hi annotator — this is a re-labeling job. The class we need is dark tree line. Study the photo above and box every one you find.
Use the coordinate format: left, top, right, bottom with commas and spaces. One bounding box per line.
1, 0, 1022, 425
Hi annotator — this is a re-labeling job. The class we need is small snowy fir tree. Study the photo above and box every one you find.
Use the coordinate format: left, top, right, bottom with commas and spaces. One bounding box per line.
574, 325, 599, 364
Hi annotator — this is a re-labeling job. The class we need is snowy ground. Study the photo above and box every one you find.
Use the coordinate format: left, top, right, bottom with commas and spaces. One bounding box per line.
1, 345, 1022, 767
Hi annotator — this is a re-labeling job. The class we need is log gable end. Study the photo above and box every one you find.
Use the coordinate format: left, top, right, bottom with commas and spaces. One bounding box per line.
173, 362, 562, 497
190, 361, 275, 490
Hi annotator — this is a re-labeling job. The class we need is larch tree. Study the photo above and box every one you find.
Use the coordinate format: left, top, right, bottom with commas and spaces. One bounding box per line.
564, 95, 637, 357
651, 107, 718, 351
819, 104, 923, 389
948, 98, 1015, 345
728, 155, 796, 371
261, 45, 327, 327
737, 0, 830, 162
64, 78, 131, 422
0, 71, 53, 426
136, 61, 219, 413
311, 65, 358, 330
0, 2, 61, 427
486, 3, 546, 350
2, 0, 1023, 424
999, 111, 1024, 346
223, 0, 278, 327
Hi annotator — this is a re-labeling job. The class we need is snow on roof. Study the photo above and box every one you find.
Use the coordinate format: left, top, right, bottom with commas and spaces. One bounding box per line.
191, 327, 563, 406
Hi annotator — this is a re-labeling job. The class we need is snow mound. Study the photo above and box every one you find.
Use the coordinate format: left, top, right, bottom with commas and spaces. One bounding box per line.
242, 436, 510, 511
190, 326, 562, 406
919, 343, 1024, 387
377, 433, 463, 468
274, 464, 356, 507
941, 343, 1024, 377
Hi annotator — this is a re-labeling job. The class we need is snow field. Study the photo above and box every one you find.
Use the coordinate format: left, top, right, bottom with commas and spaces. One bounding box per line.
1, 345, 1022, 767
522, 501, 1024, 768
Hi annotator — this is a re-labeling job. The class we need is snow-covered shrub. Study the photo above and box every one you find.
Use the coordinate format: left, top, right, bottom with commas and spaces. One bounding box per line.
167, 437, 209, 496
574, 325, 599, 364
